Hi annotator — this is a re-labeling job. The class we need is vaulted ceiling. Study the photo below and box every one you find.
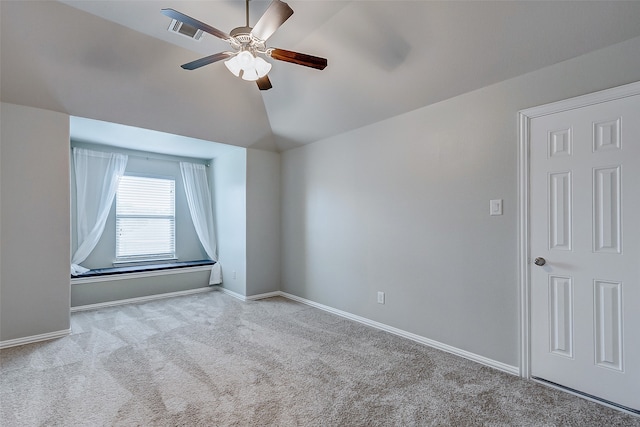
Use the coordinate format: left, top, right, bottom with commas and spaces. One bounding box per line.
3, 1, 640, 152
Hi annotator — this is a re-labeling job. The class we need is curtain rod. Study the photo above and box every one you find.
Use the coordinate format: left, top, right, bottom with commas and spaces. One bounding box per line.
126, 152, 210, 167
71, 142, 210, 166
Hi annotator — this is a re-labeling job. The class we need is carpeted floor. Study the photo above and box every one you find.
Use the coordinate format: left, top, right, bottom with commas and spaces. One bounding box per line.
1, 290, 638, 426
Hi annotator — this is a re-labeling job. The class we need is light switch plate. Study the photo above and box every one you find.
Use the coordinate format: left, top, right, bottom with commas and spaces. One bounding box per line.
490, 199, 503, 216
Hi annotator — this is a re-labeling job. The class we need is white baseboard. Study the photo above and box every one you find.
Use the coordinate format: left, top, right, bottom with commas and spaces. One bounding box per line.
212, 286, 281, 301
0, 329, 71, 350
71, 286, 214, 312
279, 291, 519, 376
212, 286, 247, 301
246, 291, 282, 301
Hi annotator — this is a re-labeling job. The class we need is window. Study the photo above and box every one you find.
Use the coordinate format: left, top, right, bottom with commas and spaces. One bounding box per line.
116, 175, 175, 262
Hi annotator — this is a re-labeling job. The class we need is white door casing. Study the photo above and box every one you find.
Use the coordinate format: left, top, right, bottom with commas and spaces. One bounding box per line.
519, 82, 640, 412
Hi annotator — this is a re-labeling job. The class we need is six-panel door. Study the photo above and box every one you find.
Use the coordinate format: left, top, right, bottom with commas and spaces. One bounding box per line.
530, 94, 640, 411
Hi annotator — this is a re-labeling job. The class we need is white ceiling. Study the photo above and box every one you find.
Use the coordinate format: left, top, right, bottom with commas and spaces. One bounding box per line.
3, 1, 640, 152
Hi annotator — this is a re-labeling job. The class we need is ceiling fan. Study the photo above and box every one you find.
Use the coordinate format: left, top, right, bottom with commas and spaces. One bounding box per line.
161, 0, 328, 91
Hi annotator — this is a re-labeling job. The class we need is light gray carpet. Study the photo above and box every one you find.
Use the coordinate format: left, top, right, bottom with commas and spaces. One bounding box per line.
1, 291, 638, 426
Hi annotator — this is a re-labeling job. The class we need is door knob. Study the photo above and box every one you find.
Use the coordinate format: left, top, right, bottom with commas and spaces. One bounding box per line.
534, 257, 546, 266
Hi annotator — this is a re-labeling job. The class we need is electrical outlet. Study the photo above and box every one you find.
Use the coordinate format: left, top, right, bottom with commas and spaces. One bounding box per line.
377, 291, 385, 304
232, 270, 237, 280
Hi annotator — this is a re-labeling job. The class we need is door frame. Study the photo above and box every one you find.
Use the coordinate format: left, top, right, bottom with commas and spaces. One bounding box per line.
517, 81, 640, 380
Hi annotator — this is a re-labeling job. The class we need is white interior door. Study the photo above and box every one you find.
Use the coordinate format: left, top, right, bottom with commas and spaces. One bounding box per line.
529, 92, 640, 412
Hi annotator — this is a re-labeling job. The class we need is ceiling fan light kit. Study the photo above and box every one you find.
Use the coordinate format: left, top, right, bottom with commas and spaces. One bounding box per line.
224, 50, 272, 81
161, 0, 327, 90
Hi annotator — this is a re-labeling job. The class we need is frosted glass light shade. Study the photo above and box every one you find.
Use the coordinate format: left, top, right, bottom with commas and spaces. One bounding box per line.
242, 68, 259, 81
236, 51, 255, 69
224, 55, 242, 77
254, 56, 272, 78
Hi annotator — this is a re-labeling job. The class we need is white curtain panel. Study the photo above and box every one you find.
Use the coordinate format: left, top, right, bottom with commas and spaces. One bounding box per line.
180, 162, 221, 285
71, 148, 128, 275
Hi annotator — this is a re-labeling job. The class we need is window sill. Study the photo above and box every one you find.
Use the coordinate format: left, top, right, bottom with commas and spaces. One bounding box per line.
71, 260, 215, 284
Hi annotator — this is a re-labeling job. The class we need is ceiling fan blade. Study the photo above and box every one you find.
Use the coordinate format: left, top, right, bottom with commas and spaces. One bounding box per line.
269, 49, 327, 70
181, 52, 235, 70
256, 76, 273, 91
161, 8, 230, 41
250, 0, 294, 42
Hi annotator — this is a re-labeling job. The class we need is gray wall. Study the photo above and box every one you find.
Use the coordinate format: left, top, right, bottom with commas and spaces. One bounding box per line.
1, 103, 71, 341
213, 148, 248, 296
210, 147, 282, 297
246, 148, 281, 296
71, 269, 212, 307
281, 36, 640, 368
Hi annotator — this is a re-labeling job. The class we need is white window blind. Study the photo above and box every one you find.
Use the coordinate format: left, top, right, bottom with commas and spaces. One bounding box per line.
116, 175, 175, 261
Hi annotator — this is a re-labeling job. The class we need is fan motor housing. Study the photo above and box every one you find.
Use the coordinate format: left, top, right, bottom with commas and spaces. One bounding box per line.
229, 26, 266, 52
230, 26, 253, 38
